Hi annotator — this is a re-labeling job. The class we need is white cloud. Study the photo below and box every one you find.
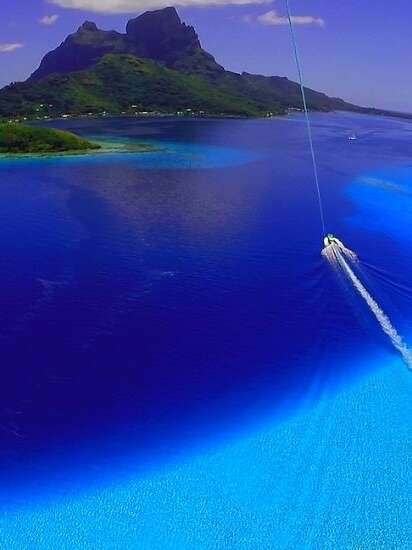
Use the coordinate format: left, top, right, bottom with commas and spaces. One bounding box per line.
255, 9, 324, 27
40, 14, 60, 25
0, 43, 24, 53
48, 0, 270, 14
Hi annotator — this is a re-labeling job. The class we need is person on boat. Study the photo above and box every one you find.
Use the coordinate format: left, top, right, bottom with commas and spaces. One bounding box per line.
324, 234, 339, 248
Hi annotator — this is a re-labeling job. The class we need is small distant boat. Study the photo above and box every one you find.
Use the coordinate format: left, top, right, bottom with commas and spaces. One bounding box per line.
348, 133, 357, 141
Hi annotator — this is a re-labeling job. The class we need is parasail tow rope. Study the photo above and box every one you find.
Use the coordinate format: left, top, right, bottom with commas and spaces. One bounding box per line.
285, 0, 326, 237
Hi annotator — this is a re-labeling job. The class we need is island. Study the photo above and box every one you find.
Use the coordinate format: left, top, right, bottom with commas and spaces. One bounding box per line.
0, 8, 370, 121
0, 123, 101, 154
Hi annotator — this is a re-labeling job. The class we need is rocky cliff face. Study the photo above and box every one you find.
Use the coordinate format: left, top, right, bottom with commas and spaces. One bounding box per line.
30, 22, 127, 80
30, 7, 223, 80
126, 7, 223, 76
126, 7, 198, 64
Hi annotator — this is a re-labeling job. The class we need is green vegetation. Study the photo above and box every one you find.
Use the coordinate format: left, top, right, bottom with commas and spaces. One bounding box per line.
0, 123, 101, 154
0, 55, 283, 120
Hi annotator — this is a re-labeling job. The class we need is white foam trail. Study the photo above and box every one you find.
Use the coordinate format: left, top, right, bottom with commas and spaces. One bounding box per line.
323, 242, 412, 370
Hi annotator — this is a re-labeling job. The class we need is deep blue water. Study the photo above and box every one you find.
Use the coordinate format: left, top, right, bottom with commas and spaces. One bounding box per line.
0, 113, 411, 546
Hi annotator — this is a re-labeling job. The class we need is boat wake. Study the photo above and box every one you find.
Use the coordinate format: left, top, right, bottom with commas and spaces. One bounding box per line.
323, 238, 412, 370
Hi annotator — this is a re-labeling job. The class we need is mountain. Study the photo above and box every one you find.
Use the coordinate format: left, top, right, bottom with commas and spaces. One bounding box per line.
0, 7, 401, 120
30, 7, 224, 82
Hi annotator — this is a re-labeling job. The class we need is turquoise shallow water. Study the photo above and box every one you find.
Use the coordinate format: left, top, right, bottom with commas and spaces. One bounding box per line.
1, 361, 410, 549
0, 140, 259, 169
0, 114, 411, 548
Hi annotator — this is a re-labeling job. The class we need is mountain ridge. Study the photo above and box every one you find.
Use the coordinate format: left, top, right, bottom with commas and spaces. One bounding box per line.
1, 7, 410, 120
30, 7, 224, 82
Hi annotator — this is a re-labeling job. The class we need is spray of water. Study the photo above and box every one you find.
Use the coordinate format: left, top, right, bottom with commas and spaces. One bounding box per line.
323, 241, 412, 370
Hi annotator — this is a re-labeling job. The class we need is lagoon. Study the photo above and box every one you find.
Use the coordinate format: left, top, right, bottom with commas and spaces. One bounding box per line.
0, 113, 411, 548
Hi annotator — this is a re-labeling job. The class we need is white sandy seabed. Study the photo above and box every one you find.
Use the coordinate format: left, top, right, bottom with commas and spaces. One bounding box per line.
0, 357, 411, 550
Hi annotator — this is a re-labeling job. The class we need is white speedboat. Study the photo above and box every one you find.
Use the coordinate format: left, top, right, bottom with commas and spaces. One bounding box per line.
324, 234, 339, 248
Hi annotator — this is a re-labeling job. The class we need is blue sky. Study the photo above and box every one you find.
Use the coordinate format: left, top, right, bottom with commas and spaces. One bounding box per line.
1, 0, 411, 112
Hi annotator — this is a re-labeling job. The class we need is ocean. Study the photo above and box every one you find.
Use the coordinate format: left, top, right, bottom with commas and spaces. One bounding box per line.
0, 113, 411, 548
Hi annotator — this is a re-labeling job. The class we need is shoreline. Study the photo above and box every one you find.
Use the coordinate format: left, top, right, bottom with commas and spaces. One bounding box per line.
3, 104, 412, 127
0, 140, 159, 160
